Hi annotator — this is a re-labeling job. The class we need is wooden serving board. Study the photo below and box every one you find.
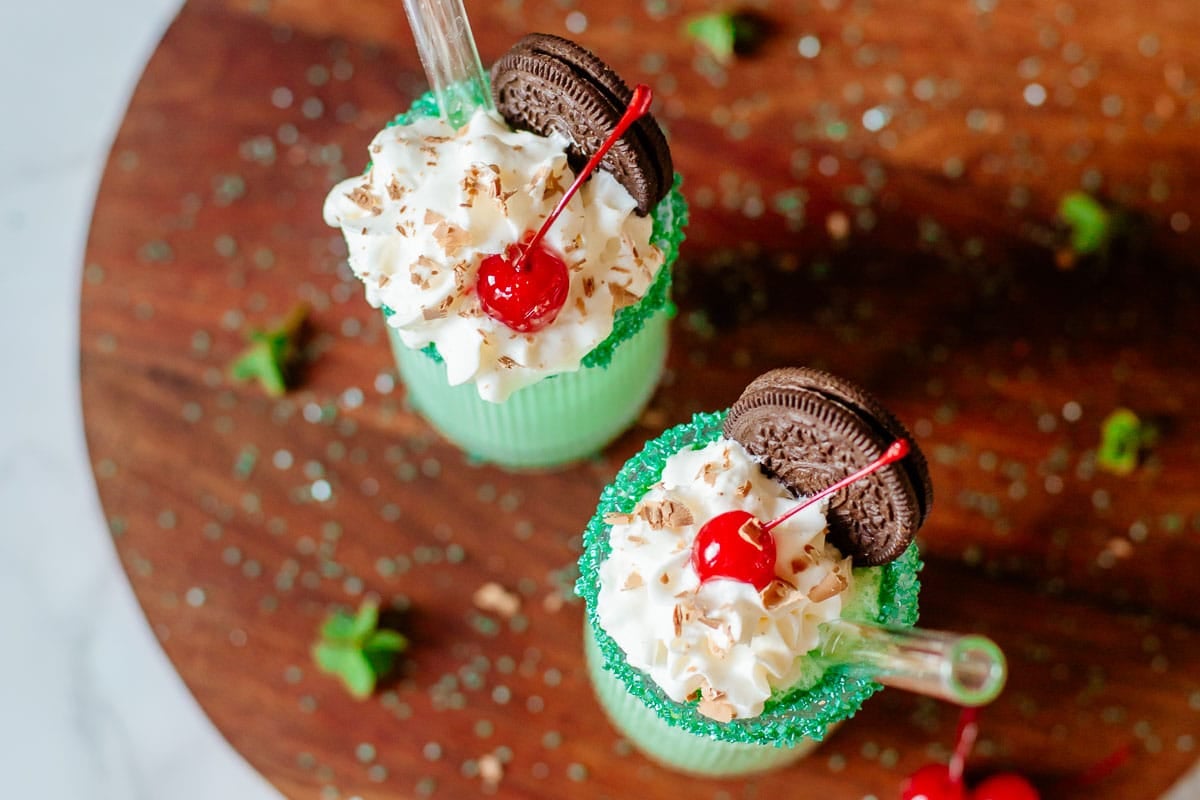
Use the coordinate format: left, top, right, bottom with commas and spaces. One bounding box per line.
81, 1, 1200, 798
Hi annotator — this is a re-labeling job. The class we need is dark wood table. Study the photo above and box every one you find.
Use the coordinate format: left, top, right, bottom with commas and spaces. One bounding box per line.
81, 1, 1200, 797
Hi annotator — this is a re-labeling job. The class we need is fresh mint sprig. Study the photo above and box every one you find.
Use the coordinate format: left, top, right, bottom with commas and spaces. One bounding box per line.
1056, 192, 1112, 266
312, 599, 407, 700
684, 11, 764, 64
1097, 408, 1156, 476
229, 303, 309, 396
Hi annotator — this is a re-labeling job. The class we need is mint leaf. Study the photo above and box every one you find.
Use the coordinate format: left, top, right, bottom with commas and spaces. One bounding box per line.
229, 303, 309, 396
339, 651, 377, 700
313, 641, 355, 674
684, 11, 764, 64
365, 629, 408, 654
312, 599, 407, 700
686, 13, 738, 63
1058, 192, 1112, 258
320, 610, 360, 644
1097, 408, 1154, 476
351, 600, 380, 640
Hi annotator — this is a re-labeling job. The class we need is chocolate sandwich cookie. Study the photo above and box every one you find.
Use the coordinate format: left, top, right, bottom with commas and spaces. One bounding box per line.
724, 367, 933, 566
490, 33, 672, 216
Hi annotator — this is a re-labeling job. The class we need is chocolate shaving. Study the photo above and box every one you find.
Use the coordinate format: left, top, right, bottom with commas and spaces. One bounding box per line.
696, 462, 720, 486
473, 581, 521, 618
453, 261, 471, 290
433, 220, 471, 257
423, 209, 445, 226
582, 276, 596, 298
603, 511, 634, 525
386, 177, 406, 201
346, 185, 382, 215
635, 499, 694, 530
497, 355, 520, 369
736, 480, 753, 498
696, 684, 736, 723
807, 571, 849, 603
672, 601, 698, 637
609, 281, 640, 312
737, 517, 768, 550
760, 578, 804, 611
622, 572, 644, 591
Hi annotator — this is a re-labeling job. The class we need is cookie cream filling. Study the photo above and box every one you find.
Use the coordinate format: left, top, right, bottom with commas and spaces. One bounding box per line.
596, 437, 853, 721
323, 108, 664, 403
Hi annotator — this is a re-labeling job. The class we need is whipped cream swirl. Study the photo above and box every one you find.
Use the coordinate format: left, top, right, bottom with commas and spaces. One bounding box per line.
323, 109, 664, 402
596, 437, 853, 720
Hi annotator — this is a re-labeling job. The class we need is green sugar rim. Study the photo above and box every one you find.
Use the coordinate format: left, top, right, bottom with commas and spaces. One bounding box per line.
575, 411, 923, 747
377, 90, 688, 370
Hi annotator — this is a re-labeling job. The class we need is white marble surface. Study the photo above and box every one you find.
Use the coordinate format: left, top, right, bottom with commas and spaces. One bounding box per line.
2, 1, 1199, 798
0, 0, 278, 796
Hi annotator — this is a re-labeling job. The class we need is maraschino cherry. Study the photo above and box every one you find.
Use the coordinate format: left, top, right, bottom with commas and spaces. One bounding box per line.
901, 709, 1042, 800
969, 775, 1040, 800
476, 85, 655, 332
691, 440, 910, 590
901, 764, 966, 800
902, 708, 977, 800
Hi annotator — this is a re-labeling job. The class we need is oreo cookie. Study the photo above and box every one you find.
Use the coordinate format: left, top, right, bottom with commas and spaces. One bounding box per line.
724, 367, 933, 566
490, 33, 672, 216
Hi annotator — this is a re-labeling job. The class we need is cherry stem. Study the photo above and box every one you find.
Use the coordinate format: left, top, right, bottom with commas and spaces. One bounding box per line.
948, 707, 980, 785
760, 439, 911, 533
513, 84, 654, 270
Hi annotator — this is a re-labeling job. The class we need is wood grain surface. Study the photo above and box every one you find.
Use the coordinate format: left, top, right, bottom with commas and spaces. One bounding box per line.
81, 1, 1200, 798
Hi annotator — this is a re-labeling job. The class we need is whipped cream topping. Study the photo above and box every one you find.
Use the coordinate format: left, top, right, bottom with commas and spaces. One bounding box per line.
596, 437, 853, 721
323, 109, 664, 402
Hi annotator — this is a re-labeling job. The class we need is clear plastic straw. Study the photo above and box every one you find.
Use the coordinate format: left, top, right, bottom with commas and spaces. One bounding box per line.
818, 618, 1007, 707
400, 0, 494, 128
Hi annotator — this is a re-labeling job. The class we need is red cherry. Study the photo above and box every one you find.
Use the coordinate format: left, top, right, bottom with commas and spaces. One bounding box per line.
476, 241, 569, 332
691, 510, 777, 590
900, 764, 966, 800
689, 439, 913, 591
476, 85, 654, 332
970, 774, 1040, 800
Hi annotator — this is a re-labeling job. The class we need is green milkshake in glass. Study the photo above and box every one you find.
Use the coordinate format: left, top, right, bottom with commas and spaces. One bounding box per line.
577, 368, 1006, 777
323, 30, 685, 469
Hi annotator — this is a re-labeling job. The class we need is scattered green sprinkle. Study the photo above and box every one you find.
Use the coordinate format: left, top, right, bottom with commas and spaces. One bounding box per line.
312, 599, 408, 700
229, 303, 309, 397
